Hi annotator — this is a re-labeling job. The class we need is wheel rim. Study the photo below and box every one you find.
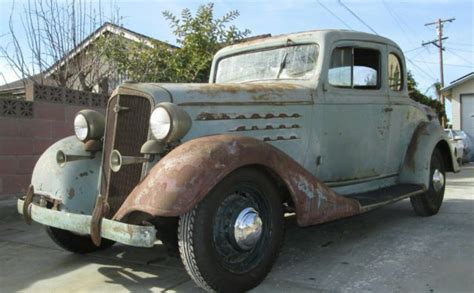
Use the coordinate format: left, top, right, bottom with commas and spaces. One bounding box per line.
432, 169, 445, 192
213, 187, 269, 274
233, 207, 263, 250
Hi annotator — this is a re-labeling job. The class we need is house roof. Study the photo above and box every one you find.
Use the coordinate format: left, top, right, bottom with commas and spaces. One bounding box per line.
441, 72, 474, 95
0, 22, 176, 92
0, 74, 57, 93
46, 22, 177, 76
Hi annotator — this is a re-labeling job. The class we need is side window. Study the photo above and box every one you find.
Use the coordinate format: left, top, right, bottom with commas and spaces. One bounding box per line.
328, 47, 381, 89
388, 53, 403, 91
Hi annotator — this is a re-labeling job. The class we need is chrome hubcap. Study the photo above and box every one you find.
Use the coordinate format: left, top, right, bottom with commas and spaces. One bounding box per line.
233, 207, 263, 250
432, 169, 444, 192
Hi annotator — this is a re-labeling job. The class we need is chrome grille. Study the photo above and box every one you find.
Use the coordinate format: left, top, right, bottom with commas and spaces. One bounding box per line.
100, 95, 152, 216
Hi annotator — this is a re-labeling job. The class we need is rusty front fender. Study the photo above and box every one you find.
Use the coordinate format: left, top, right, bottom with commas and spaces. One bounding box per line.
113, 134, 360, 226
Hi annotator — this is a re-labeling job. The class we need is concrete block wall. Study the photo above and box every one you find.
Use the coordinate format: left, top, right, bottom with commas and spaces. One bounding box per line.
0, 85, 107, 197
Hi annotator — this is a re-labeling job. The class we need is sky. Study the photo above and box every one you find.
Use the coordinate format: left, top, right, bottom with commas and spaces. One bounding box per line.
1, 0, 473, 119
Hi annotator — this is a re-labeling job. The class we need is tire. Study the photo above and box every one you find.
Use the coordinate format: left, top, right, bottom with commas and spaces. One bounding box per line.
46, 226, 115, 254
178, 168, 284, 292
410, 149, 446, 216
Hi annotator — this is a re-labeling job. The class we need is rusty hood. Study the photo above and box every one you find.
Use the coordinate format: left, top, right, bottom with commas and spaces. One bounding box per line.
114, 82, 314, 106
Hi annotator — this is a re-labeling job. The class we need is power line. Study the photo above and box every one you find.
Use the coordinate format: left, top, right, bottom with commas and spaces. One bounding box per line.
446, 48, 474, 65
316, 0, 352, 30
382, 1, 416, 48
406, 58, 437, 81
447, 48, 474, 53
412, 60, 474, 68
446, 42, 473, 47
337, 0, 378, 35
404, 46, 425, 54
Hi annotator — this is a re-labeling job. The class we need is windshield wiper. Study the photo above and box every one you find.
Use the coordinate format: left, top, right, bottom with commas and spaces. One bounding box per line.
276, 51, 288, 79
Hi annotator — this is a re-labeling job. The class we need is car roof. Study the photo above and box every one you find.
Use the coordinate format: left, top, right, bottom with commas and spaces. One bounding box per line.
215, 29, 401, 58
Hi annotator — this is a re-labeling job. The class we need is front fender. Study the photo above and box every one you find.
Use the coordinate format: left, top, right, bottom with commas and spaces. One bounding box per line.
113, 134, 360, 226
32, 136, 101, 214
399, 122, 459, 188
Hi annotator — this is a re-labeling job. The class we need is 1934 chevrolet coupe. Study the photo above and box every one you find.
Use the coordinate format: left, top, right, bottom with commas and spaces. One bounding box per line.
18, 30, 460, 292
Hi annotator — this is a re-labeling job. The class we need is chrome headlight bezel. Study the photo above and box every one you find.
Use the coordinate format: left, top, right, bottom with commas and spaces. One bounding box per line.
73, 110, 105, 142
149, 103, 191, 142
149, 107, 172, 140
74, 113, 89, 142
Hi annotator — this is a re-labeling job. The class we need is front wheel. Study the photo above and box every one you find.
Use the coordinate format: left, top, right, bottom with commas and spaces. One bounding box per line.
410, 149, 446, 216
178, 168, 284, 292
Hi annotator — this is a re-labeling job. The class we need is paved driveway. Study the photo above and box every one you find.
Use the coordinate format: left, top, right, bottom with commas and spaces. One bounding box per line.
1, 164, 473, 292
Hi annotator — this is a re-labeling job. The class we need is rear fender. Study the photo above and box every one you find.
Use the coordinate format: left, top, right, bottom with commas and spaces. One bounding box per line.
113, 134, 360, 226
399, 122, 459, 188
32, 136, 101, 215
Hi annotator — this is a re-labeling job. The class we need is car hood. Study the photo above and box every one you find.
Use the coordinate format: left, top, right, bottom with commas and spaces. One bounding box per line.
114, 82, 314, 106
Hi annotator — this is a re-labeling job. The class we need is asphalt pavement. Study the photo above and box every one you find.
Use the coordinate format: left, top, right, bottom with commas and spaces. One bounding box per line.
1, 164, 473, 292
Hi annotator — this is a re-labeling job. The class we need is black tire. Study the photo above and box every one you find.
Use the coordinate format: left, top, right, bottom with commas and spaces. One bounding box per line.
410, 149, 446, 216
46, 226, 115, 254
178, 168, 284, 292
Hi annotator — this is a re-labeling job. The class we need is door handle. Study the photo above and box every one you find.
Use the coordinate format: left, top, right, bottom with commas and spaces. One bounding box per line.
384, 107, 393, 112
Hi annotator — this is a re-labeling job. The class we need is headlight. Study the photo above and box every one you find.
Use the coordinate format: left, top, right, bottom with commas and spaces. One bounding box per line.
150, 107, 171, 140
73, 110, 105, 142
74, 114, 89, 141
149, 103, 191, 142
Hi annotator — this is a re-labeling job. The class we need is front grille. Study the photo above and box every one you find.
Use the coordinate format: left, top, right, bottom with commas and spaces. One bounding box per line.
100, 95, 152, 217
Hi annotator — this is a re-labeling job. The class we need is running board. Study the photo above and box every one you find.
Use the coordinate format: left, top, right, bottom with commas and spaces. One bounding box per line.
345, 184, 426, 212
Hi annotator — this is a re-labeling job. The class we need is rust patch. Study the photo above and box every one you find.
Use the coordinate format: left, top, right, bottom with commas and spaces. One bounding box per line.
67, 188, 75, 199
405, 123, 429, 170
190, 82, 301, 96
113, 135, 361, 227
79, 172, 89, 177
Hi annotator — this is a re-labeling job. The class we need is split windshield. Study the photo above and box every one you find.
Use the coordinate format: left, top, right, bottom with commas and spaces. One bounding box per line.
215, 44, 319, 83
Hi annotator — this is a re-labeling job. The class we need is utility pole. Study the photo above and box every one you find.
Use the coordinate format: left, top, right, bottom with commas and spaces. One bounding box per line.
422, 17, 455, 127
422, 18, 455, 101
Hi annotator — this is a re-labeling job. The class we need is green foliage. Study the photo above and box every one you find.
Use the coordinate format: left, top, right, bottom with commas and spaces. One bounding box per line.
407, 71, 447, 124
101, 3, 250, 83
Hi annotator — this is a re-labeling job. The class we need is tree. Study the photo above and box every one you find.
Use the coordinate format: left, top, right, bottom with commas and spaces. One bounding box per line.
0, 0, 121, 93
407, 71, 447, 124
103, 2, 251, 83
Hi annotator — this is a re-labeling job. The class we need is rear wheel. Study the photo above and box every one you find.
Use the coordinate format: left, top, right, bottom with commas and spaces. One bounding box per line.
410, 149, 446, 216
46, 226, 115, 254
178, 168, 284, 292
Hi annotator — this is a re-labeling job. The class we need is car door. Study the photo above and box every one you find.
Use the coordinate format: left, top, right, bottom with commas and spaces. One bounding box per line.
385, 47, 411, 175
318, 41, 391, 183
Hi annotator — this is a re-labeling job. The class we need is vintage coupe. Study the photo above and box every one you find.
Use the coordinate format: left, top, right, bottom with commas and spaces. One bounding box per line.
18, 30, 459, 292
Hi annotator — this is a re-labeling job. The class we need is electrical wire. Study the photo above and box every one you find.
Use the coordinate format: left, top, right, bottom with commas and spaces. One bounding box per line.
446, 48, 474, 65
316, 0, 353, 30
406, 58, 438, 81
337, 0, 378, 35
412, 60, 474, 68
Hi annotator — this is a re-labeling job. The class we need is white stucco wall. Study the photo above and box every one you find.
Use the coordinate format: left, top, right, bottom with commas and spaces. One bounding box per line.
445, 78, 474, 129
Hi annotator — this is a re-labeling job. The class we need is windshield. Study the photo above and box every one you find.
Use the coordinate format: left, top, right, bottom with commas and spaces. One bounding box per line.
215, 44, 319, 83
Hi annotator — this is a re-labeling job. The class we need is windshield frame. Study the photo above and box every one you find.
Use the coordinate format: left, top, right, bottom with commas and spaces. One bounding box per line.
212, 42, 320, 84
